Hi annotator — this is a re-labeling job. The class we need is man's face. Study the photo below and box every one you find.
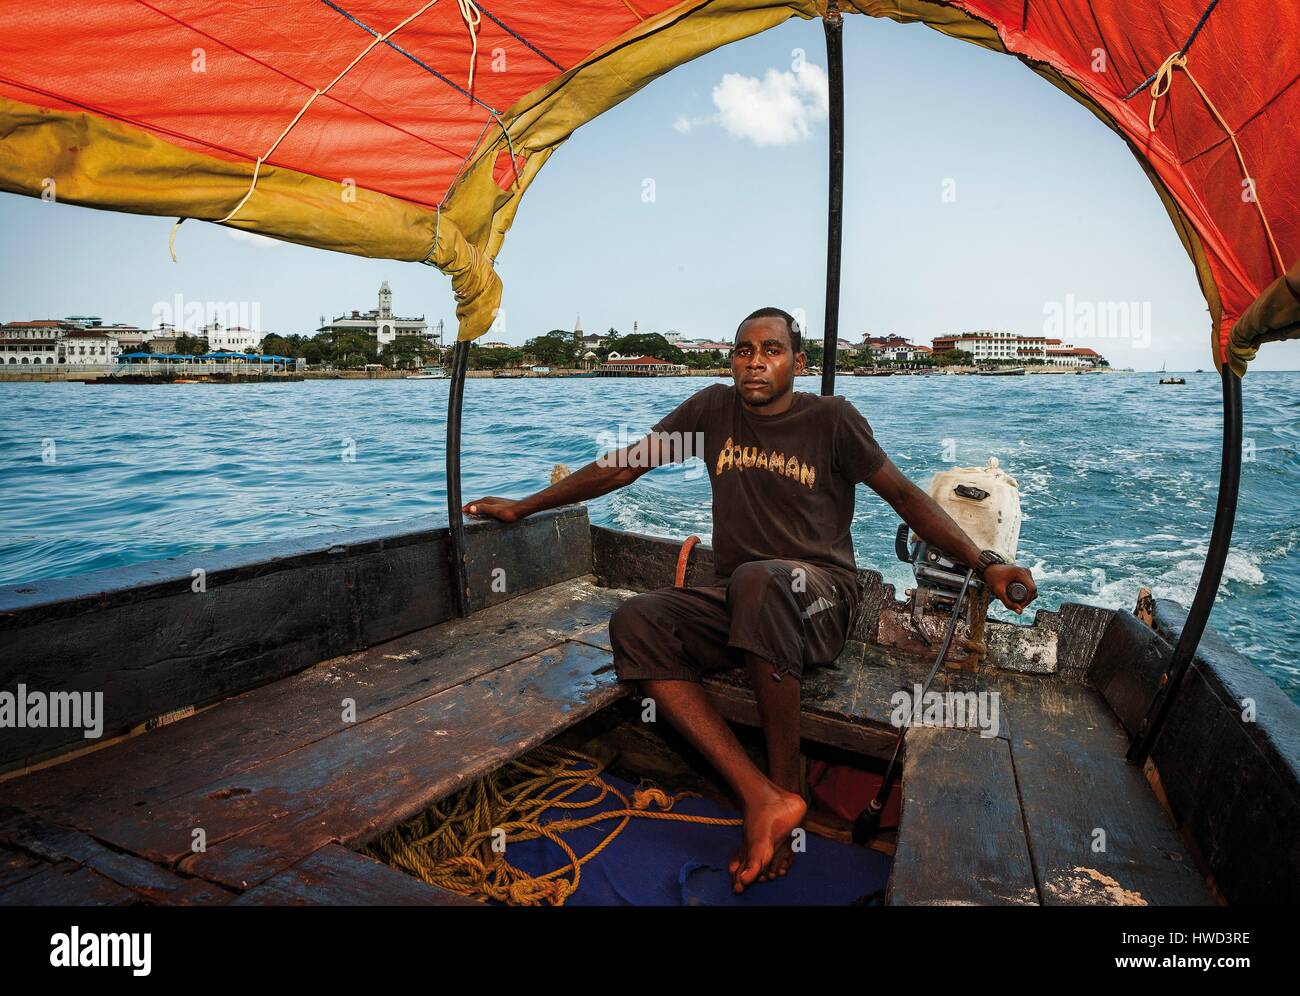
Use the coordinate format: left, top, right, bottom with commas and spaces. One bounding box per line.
731, 316, 805, 407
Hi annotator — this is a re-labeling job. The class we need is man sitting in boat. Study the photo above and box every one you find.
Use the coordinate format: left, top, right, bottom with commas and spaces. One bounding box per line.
464, 307, 1037, 893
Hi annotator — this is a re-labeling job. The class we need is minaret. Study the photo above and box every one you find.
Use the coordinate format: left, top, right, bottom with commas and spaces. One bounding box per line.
378, 280, 393, 319
573, 313, 583, 357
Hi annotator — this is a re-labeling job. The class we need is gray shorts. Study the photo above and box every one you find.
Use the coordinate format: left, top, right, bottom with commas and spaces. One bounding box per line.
608, 559, 855, 684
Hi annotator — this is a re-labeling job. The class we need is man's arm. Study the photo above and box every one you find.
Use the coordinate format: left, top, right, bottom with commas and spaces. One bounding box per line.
463, 435, 663, 522
864, 457, 1038, 614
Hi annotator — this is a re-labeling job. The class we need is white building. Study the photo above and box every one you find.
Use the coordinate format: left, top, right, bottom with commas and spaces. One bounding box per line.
862, 334, 931, 362
678, 340, 732, 354
318, 281, 436, 347
931, 331, 1049, 363
100, 324, 152, 352
59, 328, 119, 365
199, 322, 263, 352
0, 320, 65, 366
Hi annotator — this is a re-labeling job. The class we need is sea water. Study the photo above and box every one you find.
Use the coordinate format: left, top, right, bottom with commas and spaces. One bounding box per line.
1, 371, 1296, 701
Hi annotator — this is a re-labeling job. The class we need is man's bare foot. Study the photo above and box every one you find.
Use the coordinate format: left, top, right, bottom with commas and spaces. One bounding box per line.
728, 785, 806, 893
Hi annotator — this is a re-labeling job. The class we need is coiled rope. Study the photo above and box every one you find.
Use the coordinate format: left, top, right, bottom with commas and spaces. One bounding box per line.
363, 743, 741, 905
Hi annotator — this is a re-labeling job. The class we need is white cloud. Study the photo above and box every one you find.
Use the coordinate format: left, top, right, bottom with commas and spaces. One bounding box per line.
225, 228, 280, 249
677, 62, 828, 147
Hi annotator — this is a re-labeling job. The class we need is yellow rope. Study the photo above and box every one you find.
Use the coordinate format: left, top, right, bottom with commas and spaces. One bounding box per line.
457, 0, 482, 98
211, 0, 443, 231
1144, 50, 1285, 276
364, 744, 742, 906
168, 217, 184, 263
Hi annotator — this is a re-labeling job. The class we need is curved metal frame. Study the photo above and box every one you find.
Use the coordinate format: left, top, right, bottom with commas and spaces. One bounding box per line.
821, 10, 844, 398
445, 339, 471, 617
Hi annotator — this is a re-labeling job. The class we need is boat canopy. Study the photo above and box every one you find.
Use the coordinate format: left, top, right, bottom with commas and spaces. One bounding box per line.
1, 1, 1294, 371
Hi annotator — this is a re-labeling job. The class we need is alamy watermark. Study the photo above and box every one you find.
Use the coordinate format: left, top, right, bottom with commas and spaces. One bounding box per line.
0, 685, 103, 739
890, 684, 1001, 739
595, 427, 707, 480
1043, 293, 1151, 348
50, 927, 150, 975
151, 293, 262, 334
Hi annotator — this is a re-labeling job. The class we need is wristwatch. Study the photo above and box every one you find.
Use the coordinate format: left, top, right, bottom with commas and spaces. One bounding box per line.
975, 549, 1007, 580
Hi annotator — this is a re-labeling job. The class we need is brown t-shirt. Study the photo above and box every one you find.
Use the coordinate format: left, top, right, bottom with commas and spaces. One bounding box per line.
650, 383, 888, 596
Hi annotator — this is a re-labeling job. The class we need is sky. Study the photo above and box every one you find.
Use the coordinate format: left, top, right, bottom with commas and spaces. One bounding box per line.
1, 15, 1295, 372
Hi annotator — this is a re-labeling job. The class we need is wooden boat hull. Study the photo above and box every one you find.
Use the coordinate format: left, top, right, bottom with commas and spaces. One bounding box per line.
0, 509, 1295, 905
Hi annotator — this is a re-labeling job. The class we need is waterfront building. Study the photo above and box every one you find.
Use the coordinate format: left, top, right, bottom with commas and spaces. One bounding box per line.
931, 330, 1104, 366
317, 281, 435, 347
0, 320, 67, 365
678, 340, 732, 354
862, 334, 930, 362
59, 327, 118, 365
199, 322, 263, 352
100, 324, 152, 351
596, 354, 686, 376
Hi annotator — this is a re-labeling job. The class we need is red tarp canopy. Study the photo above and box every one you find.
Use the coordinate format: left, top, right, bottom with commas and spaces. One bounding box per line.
0, 1, 1294, 366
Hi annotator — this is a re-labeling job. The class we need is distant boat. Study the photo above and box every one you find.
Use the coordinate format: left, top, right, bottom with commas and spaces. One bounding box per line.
1159, 361, 1185, 385
976, 367, 1025, 376
405, 367, 446, 380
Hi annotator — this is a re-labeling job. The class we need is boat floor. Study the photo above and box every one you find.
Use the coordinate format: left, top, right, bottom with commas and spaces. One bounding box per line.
0, 576, 1213, 905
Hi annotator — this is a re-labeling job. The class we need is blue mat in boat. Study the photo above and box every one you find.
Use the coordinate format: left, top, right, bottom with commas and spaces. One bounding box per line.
496, 773, 891, 906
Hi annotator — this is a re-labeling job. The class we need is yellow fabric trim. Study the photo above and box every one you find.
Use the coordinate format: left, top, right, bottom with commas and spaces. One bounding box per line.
0, 94, 502, 340
1230, 259, 1300, 372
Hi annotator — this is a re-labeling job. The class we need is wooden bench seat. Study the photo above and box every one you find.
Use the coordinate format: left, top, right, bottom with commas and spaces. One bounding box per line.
0, 578, 629, 899
888, 673, 1215, 906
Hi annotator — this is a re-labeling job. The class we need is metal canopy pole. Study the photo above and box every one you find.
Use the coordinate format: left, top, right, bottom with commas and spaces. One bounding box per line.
820, 7, 844, 397
1128, 363, 1243, 764
445, 338, 471, 617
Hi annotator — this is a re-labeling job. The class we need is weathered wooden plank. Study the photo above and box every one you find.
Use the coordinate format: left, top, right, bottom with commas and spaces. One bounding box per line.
464, 505, 592, 614
88, 641, 622, 890
1055, 603, 1118, 682
0, 843, 44, 891
592, 525, 717, 591
1087, 609, 1172, 738
1150, 665, 1299, 906
699, 637, 1002, 758
888, 726, 1039, 906
0, 507, 593, 769
1145, 598, 1300, 904
0, 806, 231, 905
703, 642, 899, 757
1000, 676, 1214, 906
0, 579, 626, 829
0, 862, 140, 906
232, 844, 481, 906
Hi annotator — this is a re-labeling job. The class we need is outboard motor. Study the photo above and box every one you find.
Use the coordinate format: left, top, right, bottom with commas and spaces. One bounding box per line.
880, 458, 1022, 669
852, 458, 1024, 843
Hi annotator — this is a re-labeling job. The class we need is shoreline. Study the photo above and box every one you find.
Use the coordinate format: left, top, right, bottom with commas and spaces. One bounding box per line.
0, 365, 1144, 383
